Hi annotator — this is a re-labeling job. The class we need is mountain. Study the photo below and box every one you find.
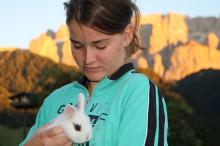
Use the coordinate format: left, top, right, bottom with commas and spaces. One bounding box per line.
164, 39, 220, 80
0, 48, 16, 52
140, 13, 188, 54
29, 33, 60, 63
172, 69, 220, 142
137, 13, 220, 80
0, 50, 80, 111
11, 13, 218, 81
28, 25, 77, 67
173, 69, 220, 114
186, 16, 220, 43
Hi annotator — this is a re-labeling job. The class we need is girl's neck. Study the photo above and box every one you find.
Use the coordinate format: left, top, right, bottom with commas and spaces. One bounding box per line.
87, 81, 97, 96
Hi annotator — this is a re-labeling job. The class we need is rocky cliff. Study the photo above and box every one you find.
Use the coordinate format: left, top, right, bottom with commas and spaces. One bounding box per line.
27, 13, 220, 81
140, 13, 188, 54
136, 13, 220, 80
28, 25, 74, 67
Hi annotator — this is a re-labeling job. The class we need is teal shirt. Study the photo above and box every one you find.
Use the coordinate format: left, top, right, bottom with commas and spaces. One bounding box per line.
19, 63, 168, 146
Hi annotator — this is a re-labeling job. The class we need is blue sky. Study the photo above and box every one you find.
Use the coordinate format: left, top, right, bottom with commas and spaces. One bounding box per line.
0, 0, 219, 48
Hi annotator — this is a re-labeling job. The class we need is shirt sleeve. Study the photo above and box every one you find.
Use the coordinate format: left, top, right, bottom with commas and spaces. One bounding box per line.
18, 101, 47, 146
117, 77, 169, 146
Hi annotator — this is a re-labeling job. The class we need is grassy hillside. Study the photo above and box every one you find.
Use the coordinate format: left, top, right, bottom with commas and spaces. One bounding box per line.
0, 50, 80, 110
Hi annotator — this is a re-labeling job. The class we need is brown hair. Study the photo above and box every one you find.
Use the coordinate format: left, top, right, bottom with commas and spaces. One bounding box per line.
64, 0, 140, 57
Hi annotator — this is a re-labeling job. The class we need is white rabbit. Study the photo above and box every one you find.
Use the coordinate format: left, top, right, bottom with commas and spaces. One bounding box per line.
45, 92, 92, 144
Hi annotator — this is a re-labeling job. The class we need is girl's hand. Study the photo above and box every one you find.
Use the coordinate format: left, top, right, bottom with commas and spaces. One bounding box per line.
24, 124, 73, 146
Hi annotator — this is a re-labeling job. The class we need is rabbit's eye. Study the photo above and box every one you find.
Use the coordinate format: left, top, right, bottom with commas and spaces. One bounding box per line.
73, 123, 81, 131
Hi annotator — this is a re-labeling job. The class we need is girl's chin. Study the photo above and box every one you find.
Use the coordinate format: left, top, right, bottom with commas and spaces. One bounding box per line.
86, 73, 105, 82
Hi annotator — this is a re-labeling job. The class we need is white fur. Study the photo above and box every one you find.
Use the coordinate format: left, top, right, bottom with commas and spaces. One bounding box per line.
45, 93, 92, 144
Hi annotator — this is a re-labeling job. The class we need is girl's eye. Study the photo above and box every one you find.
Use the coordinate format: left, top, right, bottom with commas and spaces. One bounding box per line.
96, 46, 107, 50
74, 46, 83, 49
73, 44, 84, 49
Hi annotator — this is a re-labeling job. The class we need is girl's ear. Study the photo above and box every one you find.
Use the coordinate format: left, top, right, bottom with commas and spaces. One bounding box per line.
77, 93, 86, 112
123, 23, 134, 47
64, 105, 76, 120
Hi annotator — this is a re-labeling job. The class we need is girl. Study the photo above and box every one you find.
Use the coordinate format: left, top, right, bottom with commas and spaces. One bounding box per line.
20, 0, 168, 145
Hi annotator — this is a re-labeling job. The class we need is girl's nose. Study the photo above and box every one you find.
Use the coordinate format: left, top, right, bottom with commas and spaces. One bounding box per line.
84, 47, 96, 64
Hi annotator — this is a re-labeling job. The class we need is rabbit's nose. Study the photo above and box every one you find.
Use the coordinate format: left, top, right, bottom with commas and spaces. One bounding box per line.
86, 134, 90, 140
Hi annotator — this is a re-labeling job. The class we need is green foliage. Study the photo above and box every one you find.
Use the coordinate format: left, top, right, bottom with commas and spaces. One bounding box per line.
0, 109, 36, 128
0, 124, 24, 146
190, 111, 220, 146
35, 64, 80, 103
167, 99, 203, 146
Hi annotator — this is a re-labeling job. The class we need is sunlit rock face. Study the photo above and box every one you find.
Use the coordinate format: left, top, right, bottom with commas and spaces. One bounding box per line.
137, 14, 220, 80
207, 33, 219, 49
55, 24, 69, 41
29, 25, 78, 67
140, 13, 188, 54
164, 40, 220, 80
60, 40, 78, 67
153, 54, 164, 77
29, 33, 59, 63
0, 48, 16, 52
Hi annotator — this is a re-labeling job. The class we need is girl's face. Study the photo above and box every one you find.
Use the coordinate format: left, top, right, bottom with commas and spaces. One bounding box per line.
68, 20, 133, 81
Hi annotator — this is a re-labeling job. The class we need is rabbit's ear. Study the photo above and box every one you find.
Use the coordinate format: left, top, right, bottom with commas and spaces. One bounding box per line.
64, 105, 76, 120
77, 92, 85, 112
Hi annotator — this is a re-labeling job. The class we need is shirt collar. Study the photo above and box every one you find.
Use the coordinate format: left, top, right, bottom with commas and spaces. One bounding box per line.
77, 63, 134, 86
